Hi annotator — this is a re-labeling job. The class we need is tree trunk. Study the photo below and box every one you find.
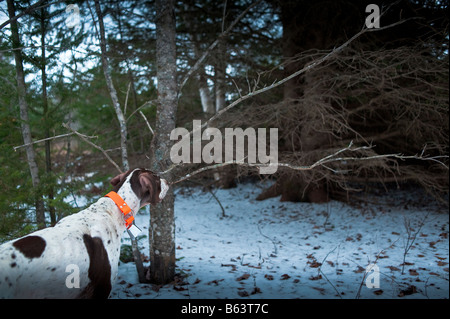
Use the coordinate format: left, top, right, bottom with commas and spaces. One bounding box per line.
214, 38, 226, 112
94, 0, 129, 171
40, 6, 56, 225
182, 3, 215, 115
7, 0, 46, 228
97, 0, 149, 282
261, 0, 343, 203
198, 70, 215, 115
148, 0, 178, 285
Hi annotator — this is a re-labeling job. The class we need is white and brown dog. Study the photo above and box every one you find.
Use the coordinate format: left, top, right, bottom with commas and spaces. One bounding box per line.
0, 168, 169, 299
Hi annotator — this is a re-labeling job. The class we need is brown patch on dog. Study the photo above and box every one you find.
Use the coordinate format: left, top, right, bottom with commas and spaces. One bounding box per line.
77, 234, 112, 299
131, 169, 162, 206
111, 168, 162, 206
110, 169, 134, 191
12, 236, 46, 259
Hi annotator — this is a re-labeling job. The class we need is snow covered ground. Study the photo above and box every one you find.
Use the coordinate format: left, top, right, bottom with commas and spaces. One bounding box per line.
110, 182, 449, 299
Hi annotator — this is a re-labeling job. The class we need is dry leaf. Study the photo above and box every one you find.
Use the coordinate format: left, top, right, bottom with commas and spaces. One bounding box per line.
409, 269, 419, 276
264, 274, 274, 280
236, 273, 251, 281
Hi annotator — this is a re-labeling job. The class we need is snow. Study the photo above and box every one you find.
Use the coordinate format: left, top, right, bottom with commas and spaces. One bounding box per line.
110, 182, 449, 299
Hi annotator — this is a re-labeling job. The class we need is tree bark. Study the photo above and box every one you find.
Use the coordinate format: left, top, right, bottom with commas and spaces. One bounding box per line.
40, 6, 56, 225
148, 0, 178, 285
214, 38, 226, 112
7, 0, 46, 228
94, 0, 129, 171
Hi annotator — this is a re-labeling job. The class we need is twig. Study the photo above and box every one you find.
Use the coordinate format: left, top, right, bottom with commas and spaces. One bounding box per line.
124, 82, 131, 116
62, 122, 122, 173
401, 213, 429, 274
126, 99, 157, 122
139, 111, 154, 135
318, 246, 342, 299
187, 180, 227, 218
257, 223, 278, 255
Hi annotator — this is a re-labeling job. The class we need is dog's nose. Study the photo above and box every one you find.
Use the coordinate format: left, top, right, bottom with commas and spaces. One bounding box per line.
159, 179, 169, 200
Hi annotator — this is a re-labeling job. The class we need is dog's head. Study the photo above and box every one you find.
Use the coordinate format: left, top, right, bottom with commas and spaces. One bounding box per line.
110, 168, 169, 207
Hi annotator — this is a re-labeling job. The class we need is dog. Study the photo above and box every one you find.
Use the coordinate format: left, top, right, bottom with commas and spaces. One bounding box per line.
0, 168, 169, 299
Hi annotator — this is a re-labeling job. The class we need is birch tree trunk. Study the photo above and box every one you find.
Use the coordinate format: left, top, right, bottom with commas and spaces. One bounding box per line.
214, 38, 226, 112
7, 0, 46, 228
40, 6, 56, 225
94, 0, 150, 283
148, 0, 177, 285
94, 0, 129, 171
182, 3, 215, 115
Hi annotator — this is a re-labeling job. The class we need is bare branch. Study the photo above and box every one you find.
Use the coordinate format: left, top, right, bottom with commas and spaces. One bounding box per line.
123, 82, 131, 116
94, 0, 129, 170
0, 0, 47, 30
126, 99, 157, 122
12, 132, 86, 151
139, 110, 154, 135
167, 142, 448, 185
184, 18, 413, 137
62, 123, 122, 174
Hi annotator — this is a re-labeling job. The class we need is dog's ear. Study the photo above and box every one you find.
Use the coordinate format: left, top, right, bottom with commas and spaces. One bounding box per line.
138, 171, 161, 206
110, 170, 130, 187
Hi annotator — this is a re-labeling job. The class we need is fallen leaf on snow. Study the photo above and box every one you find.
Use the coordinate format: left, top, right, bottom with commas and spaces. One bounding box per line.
409, 269, 419, 276
398, 285, 417, 297
174, 286, 186, 291
251, 287, 262, 295
264, 274, 274, 280
429, 272, 440, 276
354, 266, 365, 273
386, 266, 400, 271
309, 274, 322, 281
236, 273, 251, 281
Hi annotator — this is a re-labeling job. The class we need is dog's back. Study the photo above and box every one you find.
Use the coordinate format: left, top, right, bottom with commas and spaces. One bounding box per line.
0, 198, 121, 299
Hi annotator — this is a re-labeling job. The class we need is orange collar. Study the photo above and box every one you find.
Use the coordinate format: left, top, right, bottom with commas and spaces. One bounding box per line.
105, 191, 134, 229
